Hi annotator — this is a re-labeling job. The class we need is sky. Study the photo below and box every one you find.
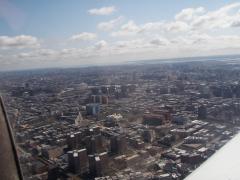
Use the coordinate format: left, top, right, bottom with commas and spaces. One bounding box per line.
0, 0, 240, 71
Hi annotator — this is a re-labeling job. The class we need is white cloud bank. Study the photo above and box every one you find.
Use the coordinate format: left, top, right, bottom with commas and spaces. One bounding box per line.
98, 16, 123, 31
111, 3, 240, 36
88, 6, 116, 15
70, 32, 97, 41
0, 35, 39, 49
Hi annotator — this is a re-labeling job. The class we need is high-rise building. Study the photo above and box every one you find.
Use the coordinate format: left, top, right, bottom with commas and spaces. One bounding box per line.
91, 95, 96, 103
67, 132, 83, 150
67, 134, 77, 150
86, 103, 100, 116
89, 155, 102, 177
94, 134, 104, 153
89, 152, 109, 177
101, 86, 109, 94
85, 134, 104, 154
143, 129, 156, 143
89, 155, 96, 176
91, 87, 101, 95
68, 149, 89, 174
110, 135, 127, 155
95, 95, 102, 104
198, 105, 207, 119
102, 95, 108, 104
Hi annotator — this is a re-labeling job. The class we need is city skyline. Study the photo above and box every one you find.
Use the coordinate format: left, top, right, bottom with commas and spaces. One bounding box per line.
1, 0, 240, 70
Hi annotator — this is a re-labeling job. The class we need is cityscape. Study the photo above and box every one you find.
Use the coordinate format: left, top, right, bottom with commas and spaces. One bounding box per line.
1, 56, 240, 179
1, 1, 240, 179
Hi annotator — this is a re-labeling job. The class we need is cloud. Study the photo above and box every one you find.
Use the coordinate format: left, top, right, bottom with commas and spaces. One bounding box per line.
94, 40, 108, 50
229, 12, 240, 27
140, 22, 164, 32
88, 6, 116, 15
149, 37, 169, 46
231, 19, 240, 27
97, 16, 123, 31
188, 33, 213, 44
115, 39, 146, 49
111, 20, 141, 37
70, 32, 97, 41
183, 3, 240, 30
165, 21, 190, 32
0, 35, 40, 49
175, 7, 205, 21
3, 33, 240, 71
16, 49, 56, 59
36, 49, 56, 56
111, 20, 190, 37
111, 3, 240, 38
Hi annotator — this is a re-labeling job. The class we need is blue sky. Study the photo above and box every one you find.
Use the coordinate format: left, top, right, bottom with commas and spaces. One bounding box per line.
0, 0, 237, 37
0, 0, 240, 70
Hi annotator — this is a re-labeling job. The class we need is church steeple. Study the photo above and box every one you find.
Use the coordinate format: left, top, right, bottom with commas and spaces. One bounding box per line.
75, 112, 83, 126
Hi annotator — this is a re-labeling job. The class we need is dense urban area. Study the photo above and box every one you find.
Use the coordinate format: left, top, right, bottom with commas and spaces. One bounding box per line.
1, 58, 240, 180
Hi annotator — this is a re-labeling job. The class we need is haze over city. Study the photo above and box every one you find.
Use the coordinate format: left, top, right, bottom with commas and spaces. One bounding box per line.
1, 0, 240, 70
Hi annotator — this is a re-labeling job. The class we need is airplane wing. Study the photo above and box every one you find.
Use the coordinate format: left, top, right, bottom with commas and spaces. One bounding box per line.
185, 132, 240, 180
0, 96, 23, 180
